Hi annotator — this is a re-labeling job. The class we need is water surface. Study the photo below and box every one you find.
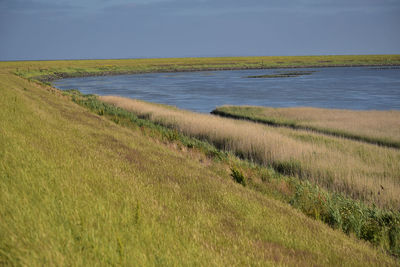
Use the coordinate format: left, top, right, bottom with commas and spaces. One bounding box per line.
53, 67, 400, 113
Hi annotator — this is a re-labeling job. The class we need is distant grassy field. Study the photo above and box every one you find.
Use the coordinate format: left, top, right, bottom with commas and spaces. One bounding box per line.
212, 106, 400, 148
1, 56, 400, 265
5, 54, 400, 82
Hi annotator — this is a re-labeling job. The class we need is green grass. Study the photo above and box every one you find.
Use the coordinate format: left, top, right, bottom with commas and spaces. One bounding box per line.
6, 54, 400, 82
66, 89, 400, 257
1, 57, 400, 265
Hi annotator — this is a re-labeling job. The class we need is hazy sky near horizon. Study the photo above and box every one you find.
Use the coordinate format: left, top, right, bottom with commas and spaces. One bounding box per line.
1, 0, 399, 60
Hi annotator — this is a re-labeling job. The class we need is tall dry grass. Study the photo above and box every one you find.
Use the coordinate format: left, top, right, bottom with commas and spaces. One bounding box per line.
100, 96, 400, 209
261, 107, 400, 140
214, 106, 400, 147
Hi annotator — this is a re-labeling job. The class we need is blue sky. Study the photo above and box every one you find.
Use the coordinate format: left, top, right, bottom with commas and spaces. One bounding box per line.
0, 0, 399, 60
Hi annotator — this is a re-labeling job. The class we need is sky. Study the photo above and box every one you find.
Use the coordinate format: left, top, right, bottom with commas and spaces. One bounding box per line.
0, 0, 399, 60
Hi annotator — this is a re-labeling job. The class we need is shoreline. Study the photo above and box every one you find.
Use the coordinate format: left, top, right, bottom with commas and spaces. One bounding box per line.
34, 63, 400, 82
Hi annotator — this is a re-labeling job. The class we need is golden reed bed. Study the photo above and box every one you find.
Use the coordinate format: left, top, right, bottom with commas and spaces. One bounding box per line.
213, 105, 400, 148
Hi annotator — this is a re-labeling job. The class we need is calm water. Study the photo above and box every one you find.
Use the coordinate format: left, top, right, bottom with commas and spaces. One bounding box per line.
53, 67, 400, 113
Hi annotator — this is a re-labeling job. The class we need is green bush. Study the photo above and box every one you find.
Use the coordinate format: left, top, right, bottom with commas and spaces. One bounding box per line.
289, 180, 400, 256
273, 159, 302, 177
230, 167, 246, 186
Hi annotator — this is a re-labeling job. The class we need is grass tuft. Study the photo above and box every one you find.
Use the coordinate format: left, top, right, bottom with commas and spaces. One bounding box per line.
230, 167, 247, 186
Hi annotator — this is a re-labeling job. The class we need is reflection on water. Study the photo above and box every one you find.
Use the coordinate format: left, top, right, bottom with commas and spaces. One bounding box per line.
53, 67, 400, 113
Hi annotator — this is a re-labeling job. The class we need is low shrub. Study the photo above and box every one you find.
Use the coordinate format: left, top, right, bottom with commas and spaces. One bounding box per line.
289, 181, 400, 256
230, 167, 246, 186
272, 159, 302, 177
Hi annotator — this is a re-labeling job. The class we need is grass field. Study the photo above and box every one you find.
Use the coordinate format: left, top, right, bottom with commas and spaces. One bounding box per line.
212, 106, 400, 148
73, 91, 400, 257
99, 96, 400, 210
1, 56, 400, 265
5, 54, 400, 82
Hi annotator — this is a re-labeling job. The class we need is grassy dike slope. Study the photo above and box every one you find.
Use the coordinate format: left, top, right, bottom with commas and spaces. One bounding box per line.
0, 60, 398, 265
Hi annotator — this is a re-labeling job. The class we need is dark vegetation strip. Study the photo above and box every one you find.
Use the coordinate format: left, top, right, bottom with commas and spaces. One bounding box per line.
246, 71, 316, 78
211, 109, 400, 149
65, 89, 400, 258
